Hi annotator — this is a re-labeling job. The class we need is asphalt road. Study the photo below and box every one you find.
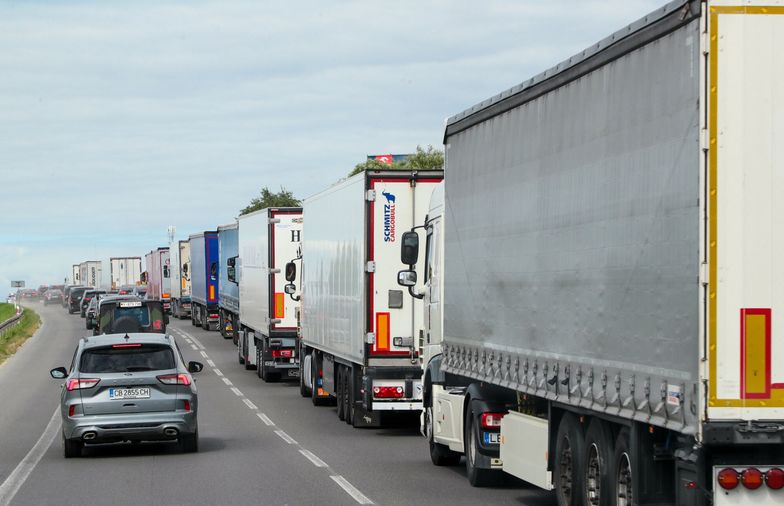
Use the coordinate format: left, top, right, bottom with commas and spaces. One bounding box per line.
0, 302, 556, 506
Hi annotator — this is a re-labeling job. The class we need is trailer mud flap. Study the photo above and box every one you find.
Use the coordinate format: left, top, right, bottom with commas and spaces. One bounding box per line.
352, 402, 382, 428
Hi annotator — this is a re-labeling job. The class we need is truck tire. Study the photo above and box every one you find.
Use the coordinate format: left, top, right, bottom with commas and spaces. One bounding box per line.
243, 332, 253, 370
232, 317, 239, 346
299, 352, 311, 398
311, 355, 329, 406
582, 418, 613, 506
256, 344, 264, 379
336, 367, 345, 421
464, 407, 497, 487
426, 406, 460, 466
345, 368, 355, 426
238, 330, 246, 365
218, 312, 225, 338
555, 413, 586, 506
191, 306, 198, 326
611, 428, 633, 506
200, 309, 209, 330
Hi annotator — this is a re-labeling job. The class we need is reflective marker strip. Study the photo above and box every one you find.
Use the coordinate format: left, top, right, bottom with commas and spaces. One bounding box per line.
375, 312, 389, 351
741, 308, 771, 398
209, 285, 215, 301
274, 292, 285, 319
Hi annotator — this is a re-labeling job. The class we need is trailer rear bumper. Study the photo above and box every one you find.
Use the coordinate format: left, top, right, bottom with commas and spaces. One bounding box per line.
362, 365, 423, 412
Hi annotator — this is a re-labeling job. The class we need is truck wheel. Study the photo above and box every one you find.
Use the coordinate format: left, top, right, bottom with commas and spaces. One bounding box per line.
336, 367, 345, 421
238, 331, 245, 365
256, 344, 264, 379
311, 355, 329, 406
200, 309, 209, 330
191, 307, 198, 326
232, 317, 239, 346
342, 368, 351, 423
345, 369, 356, 426
464, 408, 497, 486
583, 419, 613, 506
243, 333, 254, 370
426, 406, 460, 466
611, 429, 633, 506
554, 413, 585, 506
218, 312, 225, 338
299, 353, 311, 398
63, 434, 83, 459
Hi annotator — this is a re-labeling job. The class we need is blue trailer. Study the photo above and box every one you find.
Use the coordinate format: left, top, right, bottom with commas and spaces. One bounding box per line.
218, 222, 239, 342
188, 231, 219, 331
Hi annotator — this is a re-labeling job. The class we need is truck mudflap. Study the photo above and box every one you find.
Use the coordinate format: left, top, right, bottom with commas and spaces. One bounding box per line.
361, 366, 423, 413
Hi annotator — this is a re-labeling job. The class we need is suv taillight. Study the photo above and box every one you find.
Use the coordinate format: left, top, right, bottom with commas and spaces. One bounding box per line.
157, 373, 191, 386
66, 378, 100, 391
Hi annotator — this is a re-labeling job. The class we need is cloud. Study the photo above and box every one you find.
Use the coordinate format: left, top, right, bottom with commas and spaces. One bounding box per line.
0, 0, 663, 294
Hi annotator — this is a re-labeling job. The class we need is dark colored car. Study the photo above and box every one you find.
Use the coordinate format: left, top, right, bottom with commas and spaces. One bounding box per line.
94, 298, 168, 336
44, 289, 64, 305
68, 287, 90, 314
79, 290, 106, 318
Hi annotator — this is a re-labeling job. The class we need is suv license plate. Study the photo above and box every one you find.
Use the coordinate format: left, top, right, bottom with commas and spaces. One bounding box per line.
109, 388, 150, 400
483, 432, 500, 445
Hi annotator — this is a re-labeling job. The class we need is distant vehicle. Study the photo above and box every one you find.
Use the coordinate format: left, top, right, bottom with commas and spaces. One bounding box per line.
132, 285, 148, 298
84, 293, 111, 329
188, 232, 219, 330
78, 261, 102, 288
49, 333, 202, 458
169, 239, 192, 320
217, 222, 239, 341
67, 287, 90, 314
44, 289, 64, 306
109, 257, 142, 290
37, 285, 49, 297
79, 289, 106, 318
94, 298, 168, 336
117, 285, 136, 295
20, 289, 39, 301
145, 248, 172, 313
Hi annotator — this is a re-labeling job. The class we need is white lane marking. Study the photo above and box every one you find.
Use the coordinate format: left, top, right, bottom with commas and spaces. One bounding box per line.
330, 476, 373, 504
213, 368, 223, 377
257, 413, 274, 426
230, 387, 243, 397
242, 398, 258, 410
174, 328, 205, 349
190, 344, 198, 350
206, 359, 215, 367
0, 408, 60, 506
299, 449, 328, 468
199, 351, 208, 358
274, 430, 297, 445
222, 377, 233, 386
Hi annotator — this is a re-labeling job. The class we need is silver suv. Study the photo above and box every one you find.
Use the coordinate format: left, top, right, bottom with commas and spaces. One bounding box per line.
50, 333, 203, 458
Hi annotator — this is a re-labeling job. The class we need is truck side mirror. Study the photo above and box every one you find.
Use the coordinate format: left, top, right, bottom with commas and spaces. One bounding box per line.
285, 262, 296, 282
401, 231, 419, 265
398, 270, 417, 287
284, 283, 296, 295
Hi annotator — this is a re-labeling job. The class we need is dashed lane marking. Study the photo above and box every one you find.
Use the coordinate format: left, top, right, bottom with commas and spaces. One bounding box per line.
213, 368, 223, 377
206, 360, 215, 367
299, 449, 328, 468
230, 387, 243, 397
199, 351, 208, 358
222, 377, 233, 386
257, 413, 274, 426
242, 398, 258, 410
330, 476, 374, 505
274, 430, 297, 445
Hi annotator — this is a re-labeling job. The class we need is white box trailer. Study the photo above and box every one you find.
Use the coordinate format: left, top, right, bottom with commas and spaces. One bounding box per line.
236, 208, 302, 381
109, 257, 142, 289
397, 1, 784, 504
71, 264, 80, 285
169, 240, 192, 319
295, 170, 442, 427
78, 261, 102, 288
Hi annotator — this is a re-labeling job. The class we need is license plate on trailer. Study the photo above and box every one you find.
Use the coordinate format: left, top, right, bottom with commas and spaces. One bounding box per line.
483, 432, 500, 445
287, 369, 300, 377
109, 388, 150, 400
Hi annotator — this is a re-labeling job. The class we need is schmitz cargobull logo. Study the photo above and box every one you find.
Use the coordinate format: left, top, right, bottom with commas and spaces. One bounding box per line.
382, 191, 396, 242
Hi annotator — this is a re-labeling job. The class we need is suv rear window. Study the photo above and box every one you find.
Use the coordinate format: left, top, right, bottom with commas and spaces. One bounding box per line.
113, 306, 151, 326
80, 344, 174, 373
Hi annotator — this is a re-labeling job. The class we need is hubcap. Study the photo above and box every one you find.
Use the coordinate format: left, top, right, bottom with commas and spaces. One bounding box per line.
616, 452, 633, 506
558, 436, 573, 500
586, 443, 602, 506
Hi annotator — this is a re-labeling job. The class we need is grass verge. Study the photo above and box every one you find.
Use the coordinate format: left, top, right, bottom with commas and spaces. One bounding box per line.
0, 303, 16, 322
0, 307, 41, 366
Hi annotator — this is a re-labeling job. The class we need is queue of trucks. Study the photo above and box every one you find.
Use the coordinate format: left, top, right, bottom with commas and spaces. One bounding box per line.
60, 2, 784, 504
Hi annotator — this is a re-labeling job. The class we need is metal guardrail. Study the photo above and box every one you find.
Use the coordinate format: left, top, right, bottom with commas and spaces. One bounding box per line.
0, 311, 23, 335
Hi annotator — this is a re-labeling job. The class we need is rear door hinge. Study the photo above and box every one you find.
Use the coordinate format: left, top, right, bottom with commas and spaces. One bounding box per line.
366, 332, 376, 345
366, 190, 376, 202
269, 218, 281, 224
699, 262, 709, 286
366, 261, 376, 273
700, 128, 709, 151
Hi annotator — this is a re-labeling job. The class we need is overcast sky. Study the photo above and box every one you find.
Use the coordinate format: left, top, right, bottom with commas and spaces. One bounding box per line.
0, 0, 663, 295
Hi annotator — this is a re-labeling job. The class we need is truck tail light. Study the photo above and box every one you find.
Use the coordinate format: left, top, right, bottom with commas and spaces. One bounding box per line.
718, 468, 740, 490
373, 386, 404, 399
67, 378, 100, 391
157, 373, 191, 386
480, 412, 506, 429
766, 468, 784, 489
271, 349, 293, 358
742, 468, 764, 489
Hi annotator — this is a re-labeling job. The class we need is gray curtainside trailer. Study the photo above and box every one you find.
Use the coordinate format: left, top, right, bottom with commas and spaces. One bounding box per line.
398, 1, 784, 504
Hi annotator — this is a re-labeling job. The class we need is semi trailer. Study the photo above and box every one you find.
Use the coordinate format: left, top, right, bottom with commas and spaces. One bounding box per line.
236, 207, 302, 380
109, 257, 142, 290
218, 222, 240, 341
78, 261, 102, 288
397, 1, 784, 504
144, 247, 171, 313
170, 239, 192, 319
290, 170, 442, 427
189, 231, 219, 331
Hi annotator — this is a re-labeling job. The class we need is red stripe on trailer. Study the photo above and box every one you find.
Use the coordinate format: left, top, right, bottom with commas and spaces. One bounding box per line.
740, 308, 771, 399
